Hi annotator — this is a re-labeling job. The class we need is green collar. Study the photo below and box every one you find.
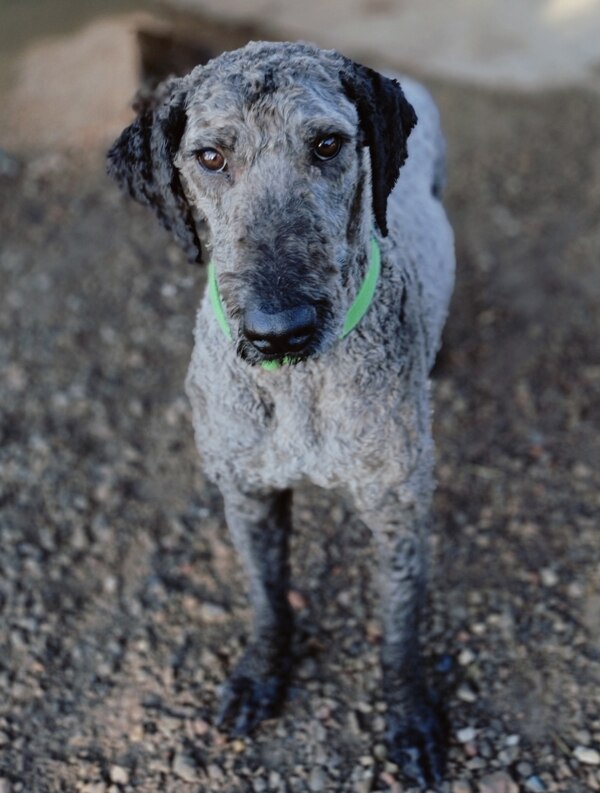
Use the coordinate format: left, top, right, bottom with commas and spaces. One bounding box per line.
208, 237, 381, 370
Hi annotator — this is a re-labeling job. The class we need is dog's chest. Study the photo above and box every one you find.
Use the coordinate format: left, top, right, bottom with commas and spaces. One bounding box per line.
188, 350, 425, 494
223, 368, 351, 490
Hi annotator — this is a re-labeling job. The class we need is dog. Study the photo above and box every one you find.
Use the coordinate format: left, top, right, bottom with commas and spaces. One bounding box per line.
107, 40, 455, 788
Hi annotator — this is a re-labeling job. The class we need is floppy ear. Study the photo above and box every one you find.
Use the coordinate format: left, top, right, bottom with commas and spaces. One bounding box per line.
341, 62, 417, 237
107, 78, 203, 264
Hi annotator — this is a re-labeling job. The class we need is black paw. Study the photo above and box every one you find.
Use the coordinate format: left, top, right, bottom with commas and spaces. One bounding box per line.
386, 699, 447, 790
216, 669, 287, 736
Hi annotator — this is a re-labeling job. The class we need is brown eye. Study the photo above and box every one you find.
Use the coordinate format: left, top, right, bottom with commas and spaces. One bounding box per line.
314, 134, 342, 161
197, 148, 227, 172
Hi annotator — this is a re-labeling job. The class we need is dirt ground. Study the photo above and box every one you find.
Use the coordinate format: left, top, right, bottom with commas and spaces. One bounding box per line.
0, 15, 599, 793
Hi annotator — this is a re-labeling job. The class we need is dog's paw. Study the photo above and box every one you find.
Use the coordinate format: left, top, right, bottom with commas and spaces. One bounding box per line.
216, 669, 287, 736
386, 699, 447, 790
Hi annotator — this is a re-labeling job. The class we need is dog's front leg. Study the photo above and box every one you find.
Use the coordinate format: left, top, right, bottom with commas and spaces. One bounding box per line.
357, 488, 446, 789
216, 486, 293, 736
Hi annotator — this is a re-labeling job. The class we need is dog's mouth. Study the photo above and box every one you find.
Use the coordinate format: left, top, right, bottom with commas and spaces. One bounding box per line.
236, 336, 323, 367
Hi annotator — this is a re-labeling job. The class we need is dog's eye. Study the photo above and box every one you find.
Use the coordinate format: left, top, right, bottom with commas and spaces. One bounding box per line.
197, 148, 227, 172
314, 134, 342, 161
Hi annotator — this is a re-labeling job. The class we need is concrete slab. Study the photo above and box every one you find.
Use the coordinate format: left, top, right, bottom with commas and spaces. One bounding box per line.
169, 0, 600, 90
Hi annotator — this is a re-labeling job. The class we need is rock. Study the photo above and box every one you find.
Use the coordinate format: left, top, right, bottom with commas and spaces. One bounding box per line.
379, 771, 401, 793
0, 779, 12, 793
172, 752, 199, 783
457, 726, 477, 743
575, 729, 592, 745
458, 648, 476, 666
524, 776, 546, 792
207, 764, 224, 782
467, 757, 487, 771
457, 684, 478, 703
540, 567, 558, 586
498, 746, 519, 764
478, 771, 519, 793
308, 767, 327, 792
232, 738, 246, 753
199, 602, 228, 622
574, 746, 600, 765
108, 766, 129, 786
517, 762, 533, 777
452, 781, 473, 793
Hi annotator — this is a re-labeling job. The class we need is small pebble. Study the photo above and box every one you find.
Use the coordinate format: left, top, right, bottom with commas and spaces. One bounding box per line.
540, 568, 558, 587
457, 684, 477, 703
108, 766, 129, 786
172, 752, 198, 783
478, 771, 518, 793
379, 771, 401, 793
517, 762, 533, 777
287, 589, 308, 610
467, 757, 487, 771
458, 648, 476, 666
457, 727, 477, 743
498, 746, 519, 764
575, 729, 592, 745
207, 764, 224, 782
452, 781, 473, 793
308, 767, 327, 792
574, 746, 600, 765
193, 718, 210, 736
0, 781, 13, 793
524, 776, 545, 792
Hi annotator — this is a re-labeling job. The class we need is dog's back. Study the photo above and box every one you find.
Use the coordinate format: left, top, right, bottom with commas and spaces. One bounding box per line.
387, 77, 455, 370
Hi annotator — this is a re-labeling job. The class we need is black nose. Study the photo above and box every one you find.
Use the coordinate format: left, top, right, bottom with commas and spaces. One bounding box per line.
243, 305, 317, 356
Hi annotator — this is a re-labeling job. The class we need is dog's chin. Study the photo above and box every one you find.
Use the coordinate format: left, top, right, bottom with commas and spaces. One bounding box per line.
236, 331, 333, 367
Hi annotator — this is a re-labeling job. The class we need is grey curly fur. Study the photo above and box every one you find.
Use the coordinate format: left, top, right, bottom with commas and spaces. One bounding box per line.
108, 40, 455, 788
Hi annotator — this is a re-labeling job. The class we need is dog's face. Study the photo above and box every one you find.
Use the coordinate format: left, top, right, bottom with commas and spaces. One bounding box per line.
107, 42, 416, 365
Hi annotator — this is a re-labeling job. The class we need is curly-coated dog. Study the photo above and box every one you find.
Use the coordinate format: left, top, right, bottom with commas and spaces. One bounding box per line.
108, 40, 455, 787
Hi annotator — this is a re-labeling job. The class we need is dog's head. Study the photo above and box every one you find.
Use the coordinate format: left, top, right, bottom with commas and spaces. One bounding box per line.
107, 41, 416, 365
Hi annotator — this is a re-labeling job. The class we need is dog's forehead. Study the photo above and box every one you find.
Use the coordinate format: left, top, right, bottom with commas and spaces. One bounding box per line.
184, 43, 356, 135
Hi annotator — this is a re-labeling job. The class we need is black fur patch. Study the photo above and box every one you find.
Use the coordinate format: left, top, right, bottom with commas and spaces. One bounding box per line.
106, 79, 203, 264
340, 63, 417, 236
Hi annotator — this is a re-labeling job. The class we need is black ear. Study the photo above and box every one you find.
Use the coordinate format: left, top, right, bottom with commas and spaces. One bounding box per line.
341, 62, 417, 237
107, 78, 203, 264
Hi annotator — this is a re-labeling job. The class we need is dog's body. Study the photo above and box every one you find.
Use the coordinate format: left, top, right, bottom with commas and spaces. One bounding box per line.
108, 41, 455, 787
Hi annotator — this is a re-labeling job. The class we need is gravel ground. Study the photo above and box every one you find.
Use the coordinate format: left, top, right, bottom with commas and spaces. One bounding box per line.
1, 54, 599, 793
